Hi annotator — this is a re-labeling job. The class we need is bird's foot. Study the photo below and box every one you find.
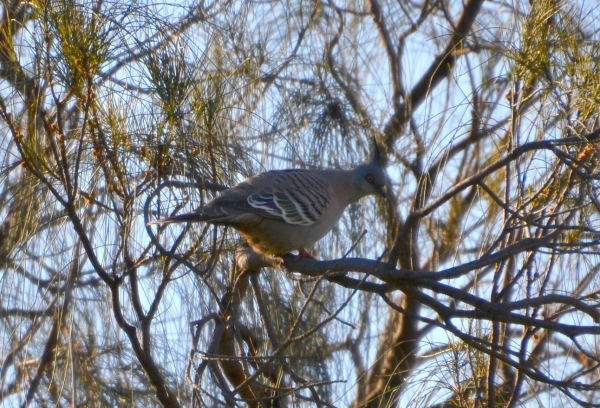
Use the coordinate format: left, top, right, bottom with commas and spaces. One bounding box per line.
294, 248, 315, 260
281, 249, 316, 270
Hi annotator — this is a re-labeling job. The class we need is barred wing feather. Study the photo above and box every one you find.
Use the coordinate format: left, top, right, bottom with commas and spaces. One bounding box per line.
247, 170, 330, 226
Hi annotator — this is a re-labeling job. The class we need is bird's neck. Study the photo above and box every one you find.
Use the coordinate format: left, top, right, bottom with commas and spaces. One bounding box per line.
323, 168, 364, 205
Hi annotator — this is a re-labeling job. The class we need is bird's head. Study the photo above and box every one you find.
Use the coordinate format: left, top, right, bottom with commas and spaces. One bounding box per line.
352, 139, 387, 199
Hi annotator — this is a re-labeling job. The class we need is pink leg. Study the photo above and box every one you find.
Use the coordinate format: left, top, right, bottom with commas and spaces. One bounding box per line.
296, 248, 315, 259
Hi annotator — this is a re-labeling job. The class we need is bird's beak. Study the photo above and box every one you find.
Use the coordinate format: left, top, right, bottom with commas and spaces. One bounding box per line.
377, 184, 387, 198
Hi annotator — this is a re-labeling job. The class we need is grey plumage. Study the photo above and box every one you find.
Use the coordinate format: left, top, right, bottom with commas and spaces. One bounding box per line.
149, 147, 387, 257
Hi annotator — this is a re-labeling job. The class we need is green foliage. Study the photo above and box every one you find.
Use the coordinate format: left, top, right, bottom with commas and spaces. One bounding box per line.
50, 0, 112, 97
143, 40, 191, 124
516, 0, 600, 126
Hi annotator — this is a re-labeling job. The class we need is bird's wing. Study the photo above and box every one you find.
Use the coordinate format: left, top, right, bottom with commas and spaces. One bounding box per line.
243, 170, 331, 226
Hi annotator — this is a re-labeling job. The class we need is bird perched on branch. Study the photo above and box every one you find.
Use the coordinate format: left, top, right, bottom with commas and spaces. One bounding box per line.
149, 143, 387, 258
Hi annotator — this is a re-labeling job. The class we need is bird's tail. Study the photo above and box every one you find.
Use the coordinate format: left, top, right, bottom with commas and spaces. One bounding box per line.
147, 212, 209, 225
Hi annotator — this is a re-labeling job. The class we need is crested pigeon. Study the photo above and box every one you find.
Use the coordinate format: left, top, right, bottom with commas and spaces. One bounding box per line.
149, 147, 387, 257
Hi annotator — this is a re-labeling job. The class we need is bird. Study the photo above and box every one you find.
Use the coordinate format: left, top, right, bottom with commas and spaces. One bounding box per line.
149, 144, 387, 258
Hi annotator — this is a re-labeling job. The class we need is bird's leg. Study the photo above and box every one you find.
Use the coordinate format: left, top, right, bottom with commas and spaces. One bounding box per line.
281, 249, 316, 269
295, 248, 315, 259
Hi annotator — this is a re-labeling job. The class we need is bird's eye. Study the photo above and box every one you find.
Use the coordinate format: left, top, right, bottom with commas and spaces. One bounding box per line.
366, 174, 374, 184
